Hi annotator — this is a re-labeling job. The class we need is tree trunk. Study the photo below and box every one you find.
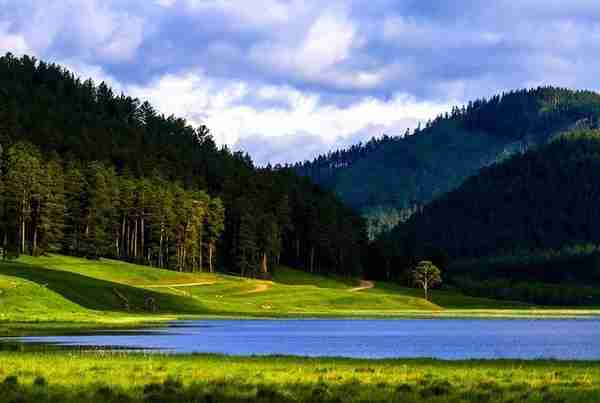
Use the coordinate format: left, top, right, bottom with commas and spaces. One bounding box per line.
32, 226, 37, 256
20, 217, 25, 254
208, 242, 214, 273
140, 215, 145, 261
261, 252, 268, 275
21, 193, 26, 254
310, 246, 315, 273
198, 233, 203, 271
127, 222, 132, 258
121, 216, 126, 258
133, 219, 138, 259
159, 229, 164, 268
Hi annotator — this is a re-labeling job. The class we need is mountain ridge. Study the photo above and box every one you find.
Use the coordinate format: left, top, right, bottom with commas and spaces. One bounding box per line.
295, 87, 600, 237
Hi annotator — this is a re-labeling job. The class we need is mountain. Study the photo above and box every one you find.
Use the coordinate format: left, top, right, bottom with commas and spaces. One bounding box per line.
398, 129, 600, 258
0, 53, 367, 278
372, 129, 600, 305
295, 87, 600, 237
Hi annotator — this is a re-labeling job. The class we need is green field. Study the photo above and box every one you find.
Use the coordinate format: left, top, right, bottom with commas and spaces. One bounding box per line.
1, 352, 599, 402
2, 256, 600, 403
0, 254, 599, 334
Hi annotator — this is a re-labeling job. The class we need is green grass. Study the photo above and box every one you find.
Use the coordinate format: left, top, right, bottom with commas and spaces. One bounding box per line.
1, 352, 600, 402
0, 254, 599, 334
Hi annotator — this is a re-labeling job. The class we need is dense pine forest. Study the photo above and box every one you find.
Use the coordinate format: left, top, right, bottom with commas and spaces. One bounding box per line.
296, 87, 600, 238
6, 52, 600, 306
0, 53, 366, 278
369, 130, 600, 304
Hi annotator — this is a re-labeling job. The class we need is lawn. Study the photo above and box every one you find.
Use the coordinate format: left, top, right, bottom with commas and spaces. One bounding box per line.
0, 352, 599, 402
0, 254, 598, 334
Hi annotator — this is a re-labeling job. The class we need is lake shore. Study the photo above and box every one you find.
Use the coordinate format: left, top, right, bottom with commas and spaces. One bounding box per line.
4, 254, 600, 338
4, 308, 600, 336
0, 351, 598, 402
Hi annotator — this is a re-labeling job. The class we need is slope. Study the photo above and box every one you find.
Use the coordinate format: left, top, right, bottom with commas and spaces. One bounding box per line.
377, 129, 600, 304
0, 52, 366, 282
0, 254, 529, 330
295, 87, 600, 237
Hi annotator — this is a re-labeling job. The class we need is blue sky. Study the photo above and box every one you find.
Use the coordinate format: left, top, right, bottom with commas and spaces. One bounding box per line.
2, 0, 600, 164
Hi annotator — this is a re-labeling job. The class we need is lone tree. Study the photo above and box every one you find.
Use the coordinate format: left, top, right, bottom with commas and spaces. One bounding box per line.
412, 260, 442, 300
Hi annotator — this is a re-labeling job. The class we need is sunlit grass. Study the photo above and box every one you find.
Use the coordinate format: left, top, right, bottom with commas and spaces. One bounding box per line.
1, 254, 599, 335
1, 352, 599, 402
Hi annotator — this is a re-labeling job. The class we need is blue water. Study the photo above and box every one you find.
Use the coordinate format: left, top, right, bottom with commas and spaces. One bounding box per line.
4, 319, 600, 360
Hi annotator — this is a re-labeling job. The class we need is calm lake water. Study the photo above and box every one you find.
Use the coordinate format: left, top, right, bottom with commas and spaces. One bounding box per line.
4, 319, 600, 360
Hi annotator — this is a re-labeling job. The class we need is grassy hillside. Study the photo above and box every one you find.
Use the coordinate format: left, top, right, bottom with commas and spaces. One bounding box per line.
0, 254, 549, 331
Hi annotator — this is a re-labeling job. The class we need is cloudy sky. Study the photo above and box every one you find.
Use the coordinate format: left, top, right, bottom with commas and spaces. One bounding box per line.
2, 1, 600, 164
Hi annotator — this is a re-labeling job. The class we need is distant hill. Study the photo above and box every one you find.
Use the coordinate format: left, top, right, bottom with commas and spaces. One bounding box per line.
397, 129, 600, 258
295, 87, 600, 237
370, 130, 600, 305
0, 53, 366, 279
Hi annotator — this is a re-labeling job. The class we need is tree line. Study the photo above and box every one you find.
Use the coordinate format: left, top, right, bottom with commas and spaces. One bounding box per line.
1, 141, 226, 272
0, 53, 367, 278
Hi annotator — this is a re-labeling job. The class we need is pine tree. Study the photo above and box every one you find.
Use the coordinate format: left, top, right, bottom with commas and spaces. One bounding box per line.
36, 157, 65, 254
206, 197, 225, 273
63, 163, 86, 255
236, 212, 258, 277
83, 162, 114, 259
4, 142, 42, 255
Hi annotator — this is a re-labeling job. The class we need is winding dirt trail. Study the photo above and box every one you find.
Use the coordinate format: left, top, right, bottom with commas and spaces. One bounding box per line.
145, 281, 216, 288
349, 280, 375, 292
238, 283, 272, 295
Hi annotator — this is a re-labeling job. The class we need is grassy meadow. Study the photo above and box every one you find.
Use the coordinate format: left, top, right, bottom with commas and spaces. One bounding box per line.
2, 255, 600, 403
1, 352, 600, 402
1, 254, 599, 335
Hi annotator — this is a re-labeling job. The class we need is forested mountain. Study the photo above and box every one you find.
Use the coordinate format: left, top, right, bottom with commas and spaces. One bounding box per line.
0, 53, 366, 278
369, 130, 600, 304
394, 129, 600, 258
295, 87, 600, 237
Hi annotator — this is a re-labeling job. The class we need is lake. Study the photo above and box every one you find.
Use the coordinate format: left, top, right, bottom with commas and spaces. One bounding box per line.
4, 319, 600, 360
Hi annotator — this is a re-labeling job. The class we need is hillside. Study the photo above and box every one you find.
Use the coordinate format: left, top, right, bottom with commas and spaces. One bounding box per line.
295, 87, 600, 237
0, 53, 366, 280
371, 130, 600, 305
0, 254, 537, 331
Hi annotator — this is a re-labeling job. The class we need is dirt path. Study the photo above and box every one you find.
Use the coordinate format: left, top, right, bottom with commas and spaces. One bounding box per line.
145, 281, 216, 288
238, 283, 271, 295
349, 280, 375, 292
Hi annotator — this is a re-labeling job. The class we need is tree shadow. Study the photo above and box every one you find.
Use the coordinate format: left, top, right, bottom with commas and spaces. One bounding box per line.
0, 261, 207, 314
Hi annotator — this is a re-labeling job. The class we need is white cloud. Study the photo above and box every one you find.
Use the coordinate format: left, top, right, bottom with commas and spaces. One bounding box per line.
181, 0, 306, 27
12, 0, 600, 165
127, 70, 452, 164
248, 7, 375, 89
12, 0, 145, 62
156, 0, 177, 7
0, 23, 31, 56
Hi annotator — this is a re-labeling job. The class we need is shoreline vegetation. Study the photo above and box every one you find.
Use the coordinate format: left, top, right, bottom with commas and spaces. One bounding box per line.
1, 352, 600, 402
2, 254, 600, 336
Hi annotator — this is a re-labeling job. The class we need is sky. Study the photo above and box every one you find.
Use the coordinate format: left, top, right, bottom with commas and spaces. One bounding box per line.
2, 1, 600, 165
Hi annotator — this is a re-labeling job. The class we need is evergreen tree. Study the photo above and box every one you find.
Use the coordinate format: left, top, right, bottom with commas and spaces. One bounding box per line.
205, 197, 225, 273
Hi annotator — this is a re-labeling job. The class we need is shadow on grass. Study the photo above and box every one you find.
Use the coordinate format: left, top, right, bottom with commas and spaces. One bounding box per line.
0, 261, 207, 314
0, 373, 594, 403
